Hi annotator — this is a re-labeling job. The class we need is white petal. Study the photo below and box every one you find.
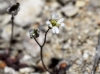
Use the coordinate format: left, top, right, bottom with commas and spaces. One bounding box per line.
46, 21, 52, 27
55, 27, 59, 34
57, 18, 64, 24
46, 21, 50, 25
53, 27, 59, 34
52, 28, 56, 33
61, 23, 65, 26
52, 14, 58, 19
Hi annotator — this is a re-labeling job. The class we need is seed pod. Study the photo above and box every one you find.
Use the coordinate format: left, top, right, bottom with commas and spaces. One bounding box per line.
7, 2, 20, 16
29, 29, 40, 38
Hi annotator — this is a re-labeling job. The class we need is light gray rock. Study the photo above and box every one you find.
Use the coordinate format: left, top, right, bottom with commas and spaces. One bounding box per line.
61, 5, 79, 17
90, 0, 100, 7
23, 31, 43, 58
0, 14, 11, 28
1, 24, 24, 41
15, 0, 45, 27
57, 0, 74, 5
19, 67, 34, 74
75, 0, 86, 8
0, 1, 10, 14
4, 66, 17, 74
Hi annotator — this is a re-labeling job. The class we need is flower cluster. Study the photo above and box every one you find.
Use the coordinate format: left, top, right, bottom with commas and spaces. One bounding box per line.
46, 14, 65, 34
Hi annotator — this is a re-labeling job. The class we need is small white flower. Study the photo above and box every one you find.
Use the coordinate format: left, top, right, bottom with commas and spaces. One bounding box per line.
46, 14, 65, 34
46, 21, 52, 28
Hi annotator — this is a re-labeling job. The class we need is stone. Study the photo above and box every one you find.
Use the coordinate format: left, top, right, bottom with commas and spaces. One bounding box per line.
0, 61, 6, 69
46, 0, 60, 11
19, 67, 34, 73
61, 5, 79, 17
1, 24, 24, 41
15, 0, 45, 27
90, 0, 100, 7
75, 59, 83, 65
23, 32, 40, 57
24, 29, 44, 49
96, 18, 100, 26
0, 14, 11, 27
75, 1, 86, 8
12, 44, 23, 52
57, 0, 75, 5
4, 66, 17, 74
0, 1, 10, 14
83, 52, 89, 60
20, 54, 31, 62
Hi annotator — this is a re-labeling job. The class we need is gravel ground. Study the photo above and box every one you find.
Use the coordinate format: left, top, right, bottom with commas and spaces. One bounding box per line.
0, 0, 100, 74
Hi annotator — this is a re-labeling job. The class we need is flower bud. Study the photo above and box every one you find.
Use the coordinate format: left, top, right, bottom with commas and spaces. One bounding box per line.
7, 2, 20, 16
29, 29, 40, 38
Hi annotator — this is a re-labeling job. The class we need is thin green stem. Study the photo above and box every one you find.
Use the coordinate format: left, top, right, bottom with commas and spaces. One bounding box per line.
40, 28, 52, 73
40, 47, 52, 74
42, 28, 50, 47
33, 28, 51, 73
33, 37, 41, 47
9, 15, 14, 50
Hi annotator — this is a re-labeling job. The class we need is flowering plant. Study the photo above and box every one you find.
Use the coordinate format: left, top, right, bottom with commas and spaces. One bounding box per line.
5, 2, 97, 74
46, 14, 65, 34
7, 2, 20, 50
29, 13, 65, 74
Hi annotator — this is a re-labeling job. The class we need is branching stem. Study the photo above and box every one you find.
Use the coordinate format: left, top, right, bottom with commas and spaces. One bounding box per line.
33, 28, 52, 74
